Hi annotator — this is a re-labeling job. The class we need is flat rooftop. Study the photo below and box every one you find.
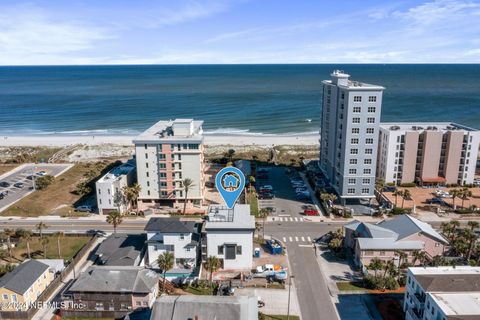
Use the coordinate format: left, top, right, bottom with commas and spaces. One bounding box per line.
204, 204, 255, 230
323, 70, 385, 90
133, 118, 204, 143
409, 266, 480, 276
97, 160, 135, 183
380, 122, 478, 132
430, 292, 480, 316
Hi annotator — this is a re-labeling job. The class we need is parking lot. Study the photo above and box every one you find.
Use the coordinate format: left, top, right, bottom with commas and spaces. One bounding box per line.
0, 163, 73, 212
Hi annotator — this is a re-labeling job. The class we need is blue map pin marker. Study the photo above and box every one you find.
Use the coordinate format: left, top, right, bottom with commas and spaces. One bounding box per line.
215, 167, 246, 209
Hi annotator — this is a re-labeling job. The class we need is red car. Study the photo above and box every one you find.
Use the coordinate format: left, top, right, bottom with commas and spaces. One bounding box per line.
303, 209, 319, 216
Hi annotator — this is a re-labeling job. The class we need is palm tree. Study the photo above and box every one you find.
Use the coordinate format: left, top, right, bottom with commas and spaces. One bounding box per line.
157, 252, 175, 292
463, 228, 478, 261
40, 237, 49, 259
17, 229, 33, 259
106, 210, 123, 234
36, 221, 48, 238
249, 176, 256, 193
1, 229, 15, 262
412, 250, 427, 266
375, 179, 386, 197
181, 178, 195, 215
225, 149, 235, 162
367, 257, 384, 278
204, 256, 220, 291
123, 183, 142, 210
450, 220, 461, 242
460, 187, 473, 209
468, 221, 480, 231
401, 189, 411, 209
450, 189, 460, 209
382, 260, 396, 287
392, 190, 403, 208
53, 232, 64, 259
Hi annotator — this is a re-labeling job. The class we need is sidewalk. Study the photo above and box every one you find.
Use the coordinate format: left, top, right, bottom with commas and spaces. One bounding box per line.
32, 236, 104, 320
299, 172, 328, 217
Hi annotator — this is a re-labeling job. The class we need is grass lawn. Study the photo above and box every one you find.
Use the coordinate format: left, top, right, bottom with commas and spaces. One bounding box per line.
184, 285, 213, 295
2, 161, 113, 217
263, 315, 300, 320
0, 164, 18, 176
2, 235, 91, 264
336, 281, 367, 291
247, 191, 259, 216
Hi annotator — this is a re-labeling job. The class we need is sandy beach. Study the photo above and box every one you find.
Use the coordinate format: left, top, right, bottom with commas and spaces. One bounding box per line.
0, 133, 320, 147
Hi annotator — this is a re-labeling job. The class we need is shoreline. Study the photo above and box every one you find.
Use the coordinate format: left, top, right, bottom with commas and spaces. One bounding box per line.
0, 133, 320, 147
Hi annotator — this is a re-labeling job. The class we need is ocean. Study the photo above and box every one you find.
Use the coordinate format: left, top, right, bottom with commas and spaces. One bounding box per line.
0, 64, 479, 136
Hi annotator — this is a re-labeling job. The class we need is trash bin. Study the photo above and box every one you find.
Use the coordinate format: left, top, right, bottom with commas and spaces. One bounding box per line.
254, 248, 261, 258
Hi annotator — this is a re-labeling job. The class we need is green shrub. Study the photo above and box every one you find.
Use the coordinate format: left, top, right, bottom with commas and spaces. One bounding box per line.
364, 275, 383, 289
399, 183, 416, 187
386, 182, 396, 186
390, 207, 411, 215
35, 175, 55, 190
384, 276, 399, 290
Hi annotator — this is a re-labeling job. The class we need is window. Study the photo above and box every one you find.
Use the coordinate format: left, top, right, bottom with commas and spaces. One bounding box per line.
120, 303, 128, 310
159, 163, 166, 169
136, 301, 141, 306
2, 294, 7, 300
352, 128, 360, 134
350, 148, 358, 155
363, 168, 372, 174
352, 117, 360, 124
347, 188, 355, 194
362, 178, 370, 184
364, 159, 372, 165
379, 251, 385, 256
147, 181, 150, 187
368, 106, 376, 113
341, 92, 345, 99
348, 178, 356, 184
218, 245, 224, 255
144, 144, 148, 149
160, 181, 167, 187
349, 159, 357, 165
349, 169, 357, 174
180, 234, 185, 240
353, 96, 362, 102
188, 144, 199, 149
351, 138, 359, 144
146, 163, 149, 169
365, 149, 373, 154
147, 190, 151, 196
236, 246, 242, 255
353, 106, 361, 113
145, 153, 148, 159
96, 302, 104, 310
368, 96, 376, 102
159, 154, 166, 160
366, 128, 374, 134
365, 138, 374, 144
367, 117, 375, 123
159, 172, 166, 178
362, 188, 370, 194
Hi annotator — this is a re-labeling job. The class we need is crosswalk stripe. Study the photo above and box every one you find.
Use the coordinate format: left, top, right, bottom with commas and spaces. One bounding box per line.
307, 236, 311, 242
294, 217, 298, 222
301, 236, 305, 242
295, 236, 299, 242
289, 237, 293, 242
283, 237, 287, 243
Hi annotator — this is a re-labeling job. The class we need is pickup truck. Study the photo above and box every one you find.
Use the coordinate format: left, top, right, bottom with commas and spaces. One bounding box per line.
253, 264, 288, 281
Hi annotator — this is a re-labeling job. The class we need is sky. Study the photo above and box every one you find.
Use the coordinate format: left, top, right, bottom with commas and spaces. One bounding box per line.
0, 0, 479, 65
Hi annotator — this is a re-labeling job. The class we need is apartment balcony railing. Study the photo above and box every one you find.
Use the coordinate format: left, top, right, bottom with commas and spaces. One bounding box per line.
406, 307, 422, 320
411, 292, 425, 308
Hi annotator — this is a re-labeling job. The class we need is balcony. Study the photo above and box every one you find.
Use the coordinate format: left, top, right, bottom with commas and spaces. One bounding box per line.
411, 292, 425, 308
406, 307, 422, 320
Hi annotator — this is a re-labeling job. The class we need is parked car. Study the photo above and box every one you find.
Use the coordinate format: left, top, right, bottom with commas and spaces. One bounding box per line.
264, 206, 276, 213
295, 187, 308, 193
427, 197, 445, 205
259, 185, 274, 193
259, 192, 275, 200
296, 192, 311, 200
26, 175, 34, 180
36, 171, 47, 176
0, 181, 10, 188
75, 205, 93, 212
0, 191, 7, 199
13, 182, 24, 188
303, 208, 320, 216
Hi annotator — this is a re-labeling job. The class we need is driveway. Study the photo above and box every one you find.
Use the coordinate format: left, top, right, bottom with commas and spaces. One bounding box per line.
235, 287, 301, 317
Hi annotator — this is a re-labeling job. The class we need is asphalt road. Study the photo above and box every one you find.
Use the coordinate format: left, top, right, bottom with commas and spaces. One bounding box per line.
258, 166, 340, 320
0, 163, 72, 212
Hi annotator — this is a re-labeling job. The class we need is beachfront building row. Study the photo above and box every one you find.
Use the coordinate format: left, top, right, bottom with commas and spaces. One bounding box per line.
319, 70, 384, 203
404, 266, 480, 320
377, 123, 480, 186
133, 119, 206, 211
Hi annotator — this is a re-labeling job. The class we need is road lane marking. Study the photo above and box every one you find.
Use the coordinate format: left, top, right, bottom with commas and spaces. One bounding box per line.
283, 237, 287, 242
307, 236, 311, 242
298, 244, 312, 247
295, 236, 299, 242
289, 236, 293, 242
294, 217, 298, 222
301, 236, 305, 242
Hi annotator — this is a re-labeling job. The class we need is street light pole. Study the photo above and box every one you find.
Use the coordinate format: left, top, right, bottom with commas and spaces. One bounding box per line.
287, 274, 294, 320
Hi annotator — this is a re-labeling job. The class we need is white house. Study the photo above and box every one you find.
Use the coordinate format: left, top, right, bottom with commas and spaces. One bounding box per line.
202, 204, 255, 270
144, 218, 200, 279
95, 159, 136, 214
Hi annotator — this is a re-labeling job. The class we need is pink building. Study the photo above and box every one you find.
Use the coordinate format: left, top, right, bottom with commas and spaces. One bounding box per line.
344, 214, 448, 270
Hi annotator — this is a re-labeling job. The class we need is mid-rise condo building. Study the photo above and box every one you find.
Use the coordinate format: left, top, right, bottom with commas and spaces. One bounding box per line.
133, 119, 205, 210
319, 70, 385, 202
377, 123, 480, 186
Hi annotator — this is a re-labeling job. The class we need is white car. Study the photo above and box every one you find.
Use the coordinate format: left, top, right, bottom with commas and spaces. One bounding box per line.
36, 171, 47, 176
